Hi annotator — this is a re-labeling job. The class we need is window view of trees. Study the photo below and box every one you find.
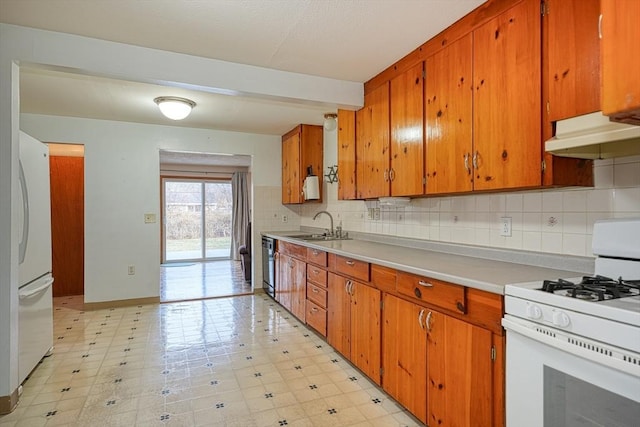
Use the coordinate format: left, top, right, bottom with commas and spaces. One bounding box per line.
164, 180, 232, 261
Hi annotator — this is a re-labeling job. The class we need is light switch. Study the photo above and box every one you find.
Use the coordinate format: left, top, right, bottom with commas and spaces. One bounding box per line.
144, 213, 156, 224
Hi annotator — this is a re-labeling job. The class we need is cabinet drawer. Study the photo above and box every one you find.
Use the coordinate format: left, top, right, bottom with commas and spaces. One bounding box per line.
307, 264, 327, 287
396, 271, 466, 314
335, 255, 370, 282
305, 300, 327, 337
306, 247, 327, 267
307, 283, 327, 308
277, 241, 306, 259
371, 264, 396, 292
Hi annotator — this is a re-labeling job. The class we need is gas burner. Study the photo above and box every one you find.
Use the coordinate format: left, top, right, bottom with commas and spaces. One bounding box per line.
540, 275, 640, 301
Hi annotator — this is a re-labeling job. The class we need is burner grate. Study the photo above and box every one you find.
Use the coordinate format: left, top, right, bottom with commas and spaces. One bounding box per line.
541, 275, 640, 301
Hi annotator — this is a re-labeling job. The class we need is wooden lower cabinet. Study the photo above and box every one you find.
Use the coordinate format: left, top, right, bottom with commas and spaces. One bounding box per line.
382, 293, 501, 427
327, 273, 382, 384
382, 293, 428, 423
276, 252, 306, 322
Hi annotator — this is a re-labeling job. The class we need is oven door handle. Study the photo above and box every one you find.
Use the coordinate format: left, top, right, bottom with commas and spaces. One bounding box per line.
502, 316, 640, 378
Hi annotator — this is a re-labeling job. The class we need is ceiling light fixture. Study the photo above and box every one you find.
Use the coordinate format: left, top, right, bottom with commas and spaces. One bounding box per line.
323, 113, 338, 132
154, 96, 196, 120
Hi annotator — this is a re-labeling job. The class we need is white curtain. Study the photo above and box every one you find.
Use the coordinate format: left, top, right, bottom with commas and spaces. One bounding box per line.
231, 172, 250, 260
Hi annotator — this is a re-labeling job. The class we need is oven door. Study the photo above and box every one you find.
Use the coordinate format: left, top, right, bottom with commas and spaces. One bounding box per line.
503, 315, 640, 427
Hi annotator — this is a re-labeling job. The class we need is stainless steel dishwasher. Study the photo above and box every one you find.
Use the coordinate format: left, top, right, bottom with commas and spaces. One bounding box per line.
261, 236, 276, 299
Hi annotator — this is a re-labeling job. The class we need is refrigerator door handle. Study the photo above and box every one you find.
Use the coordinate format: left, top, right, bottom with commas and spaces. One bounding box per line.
18, 159, 30, 265
19, 277, 54, 300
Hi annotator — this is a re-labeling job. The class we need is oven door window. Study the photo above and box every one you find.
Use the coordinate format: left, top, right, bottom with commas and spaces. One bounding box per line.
544, 366, 640, 427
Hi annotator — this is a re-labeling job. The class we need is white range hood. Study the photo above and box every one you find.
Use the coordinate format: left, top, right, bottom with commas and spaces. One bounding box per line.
545, 111, 640, 159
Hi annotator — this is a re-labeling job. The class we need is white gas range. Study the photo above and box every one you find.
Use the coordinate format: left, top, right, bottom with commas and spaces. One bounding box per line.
502, 218, 640, 427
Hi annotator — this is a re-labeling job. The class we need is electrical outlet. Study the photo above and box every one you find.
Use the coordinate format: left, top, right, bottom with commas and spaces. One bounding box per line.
128, 265, 135, 275
500, 217, 512, 237
144, 213, 156, 224
282, 215, 288, 223
374, 208, 381, 221
367, 208, 374, 220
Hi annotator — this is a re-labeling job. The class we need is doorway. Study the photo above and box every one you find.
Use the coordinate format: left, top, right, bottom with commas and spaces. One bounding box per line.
48, 143, 85, 297
162, 178, 232, 262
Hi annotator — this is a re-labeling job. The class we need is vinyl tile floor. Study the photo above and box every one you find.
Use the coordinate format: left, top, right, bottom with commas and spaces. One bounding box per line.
160, 260, 252, 302
0, 294, 423, 426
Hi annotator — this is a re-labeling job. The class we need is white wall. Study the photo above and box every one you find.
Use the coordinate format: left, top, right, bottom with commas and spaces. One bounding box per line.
301, 130, 640, 258
21, 114, 281, 302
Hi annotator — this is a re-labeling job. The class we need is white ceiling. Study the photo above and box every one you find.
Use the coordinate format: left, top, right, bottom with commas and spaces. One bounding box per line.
2, 0, 485, 136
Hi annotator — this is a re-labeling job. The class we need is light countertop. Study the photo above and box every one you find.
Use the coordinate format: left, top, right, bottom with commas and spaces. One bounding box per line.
263, 231, 593, 295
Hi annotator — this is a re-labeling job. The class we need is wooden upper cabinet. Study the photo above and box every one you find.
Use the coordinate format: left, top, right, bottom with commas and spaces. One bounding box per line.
337, 109, 357, 200
425, 33, 473, 194
356, 82, 390, 199
601, 0, 640, 124
390, 62, 425, 197
545, 0, 601, 122
473, 0, 541, 191
281, 124, 323, 204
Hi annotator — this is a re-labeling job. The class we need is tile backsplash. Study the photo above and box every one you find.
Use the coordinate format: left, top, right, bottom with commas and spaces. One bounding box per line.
296, 156, 640, 258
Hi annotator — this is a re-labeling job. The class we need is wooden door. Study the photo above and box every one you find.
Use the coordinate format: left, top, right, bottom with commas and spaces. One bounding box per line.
390, 62, 424, 196
281, 131, 300, 204
50, 155, 84, 297
545, 0, 600, 122
382, 294, 427, 424
350, 282, 381, 385
601, 0, 640, 123
356, 82, 390, 199
290, 256, 307, 322
473, 0, 541, 191
337, 109, 357, 200
327, 272, 351, 358
425, 34, 473, 194
426, 310, 493, 427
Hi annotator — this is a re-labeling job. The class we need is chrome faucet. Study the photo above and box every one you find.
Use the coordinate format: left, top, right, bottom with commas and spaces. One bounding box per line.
313, 211, 334, 236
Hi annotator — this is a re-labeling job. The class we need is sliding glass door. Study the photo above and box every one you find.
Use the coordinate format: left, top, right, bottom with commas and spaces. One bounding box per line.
163, 178, 232, 262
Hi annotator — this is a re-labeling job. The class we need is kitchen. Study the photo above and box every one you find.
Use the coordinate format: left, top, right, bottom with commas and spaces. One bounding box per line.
1, 0, 640, 425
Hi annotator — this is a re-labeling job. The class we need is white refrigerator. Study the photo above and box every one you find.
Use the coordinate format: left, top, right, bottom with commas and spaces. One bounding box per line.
17, 131, 54, 385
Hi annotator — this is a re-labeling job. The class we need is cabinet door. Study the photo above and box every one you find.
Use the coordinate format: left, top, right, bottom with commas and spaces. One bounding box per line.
425, 34, 473, 194
282, 132, 301, 203
546, 0, 600, 121
382, 294, 427, 424
356, 82, 390, 199
473, 0, 541, 191
390, 62, 424, 196
427, 310, 493, 427
601, 0, 640, 123
350, 282, 381, 385
291, 257, 307, 322
327, 273, 351, 358
277, 253, 291, 310
337, 109, 357, 200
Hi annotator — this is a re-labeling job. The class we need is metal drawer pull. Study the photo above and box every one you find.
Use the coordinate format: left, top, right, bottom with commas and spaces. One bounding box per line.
312, 250, 319, 255
418, 280, 433, 287
312, 269, 319, 274
345, 260, 355, 266
312, 287, 319, 293
311, 307, 318, 313
426, 311, 433, 331
418, 309, 425, 330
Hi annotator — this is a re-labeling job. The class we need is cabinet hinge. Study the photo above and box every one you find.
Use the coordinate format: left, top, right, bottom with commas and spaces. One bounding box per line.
423, 177, 427, 185
541, 159, 547, 173
491, 346, 496, 361
380, 367, 384, 376
546, 101, 550, 115
540, 1, 548, 16
380, 300, 384, 310
422, 69, 426, 79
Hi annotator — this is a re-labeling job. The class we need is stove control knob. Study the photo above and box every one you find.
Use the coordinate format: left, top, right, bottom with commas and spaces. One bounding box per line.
526, 304, 542, 319
552, 311, 571, 328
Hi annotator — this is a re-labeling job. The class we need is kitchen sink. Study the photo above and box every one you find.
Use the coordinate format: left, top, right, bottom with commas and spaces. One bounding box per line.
289, 233, 351, 242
